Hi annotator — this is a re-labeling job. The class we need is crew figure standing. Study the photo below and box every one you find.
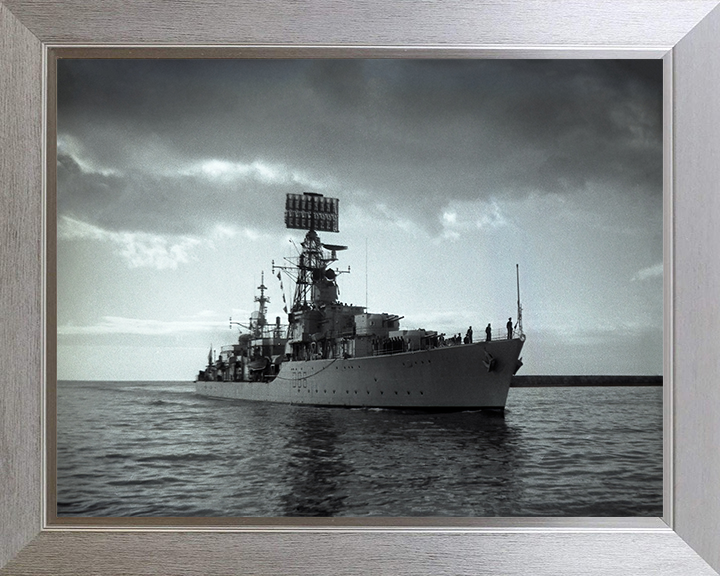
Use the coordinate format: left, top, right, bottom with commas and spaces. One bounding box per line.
507, 317, 513, 339
485, 323, 492, 342
466, 326, 473, 344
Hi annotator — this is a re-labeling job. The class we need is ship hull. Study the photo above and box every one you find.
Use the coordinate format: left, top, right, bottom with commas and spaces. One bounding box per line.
196, 338, 524, 409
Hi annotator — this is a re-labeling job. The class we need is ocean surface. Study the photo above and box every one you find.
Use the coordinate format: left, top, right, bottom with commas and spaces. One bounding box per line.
56, 381, 662, 517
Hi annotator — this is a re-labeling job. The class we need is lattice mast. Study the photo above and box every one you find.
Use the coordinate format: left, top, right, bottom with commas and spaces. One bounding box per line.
251, 271, 269, 337
283, 193, 342, 311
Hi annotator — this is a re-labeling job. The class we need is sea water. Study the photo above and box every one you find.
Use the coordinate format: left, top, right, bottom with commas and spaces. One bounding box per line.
56, 381, 662, 517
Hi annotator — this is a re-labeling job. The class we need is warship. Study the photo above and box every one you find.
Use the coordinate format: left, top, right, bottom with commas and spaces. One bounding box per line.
195, 192, 525, 410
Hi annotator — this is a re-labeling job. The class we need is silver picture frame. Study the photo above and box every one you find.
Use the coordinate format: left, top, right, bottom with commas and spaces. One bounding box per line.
2, 1, 720, 574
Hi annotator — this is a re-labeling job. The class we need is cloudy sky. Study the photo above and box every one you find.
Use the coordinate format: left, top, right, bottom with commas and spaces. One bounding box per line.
56, 58, 663, 380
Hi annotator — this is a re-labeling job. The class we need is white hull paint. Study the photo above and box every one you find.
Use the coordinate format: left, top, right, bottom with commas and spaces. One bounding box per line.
196, 338, 524, 409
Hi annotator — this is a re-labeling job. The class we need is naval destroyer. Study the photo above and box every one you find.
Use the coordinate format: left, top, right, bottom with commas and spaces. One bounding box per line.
195, 192, 525, 410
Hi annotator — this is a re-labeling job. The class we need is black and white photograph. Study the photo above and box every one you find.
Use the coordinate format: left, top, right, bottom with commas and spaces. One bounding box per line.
55, 58, 663, 518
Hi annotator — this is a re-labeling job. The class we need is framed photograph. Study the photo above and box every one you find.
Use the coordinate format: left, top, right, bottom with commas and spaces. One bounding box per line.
50, 52, 666, 524
2, 1, 720, 575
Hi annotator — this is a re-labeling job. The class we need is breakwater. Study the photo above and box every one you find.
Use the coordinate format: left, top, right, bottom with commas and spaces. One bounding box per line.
511, 375, 662, 387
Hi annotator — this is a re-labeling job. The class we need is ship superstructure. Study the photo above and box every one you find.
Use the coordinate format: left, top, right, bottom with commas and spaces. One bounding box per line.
196, 192, 525, 410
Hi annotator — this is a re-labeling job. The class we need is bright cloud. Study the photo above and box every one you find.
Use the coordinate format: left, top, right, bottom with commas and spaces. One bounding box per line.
209, 224, 268, 242
57, 134, 121, 177
58, 215, 203, 270
58, 315, 226, 336
180, 158, 330, 191
475, 201, 508, 229
440, 199, 508, 240
374, 203, 419, 235
632, 263, 663, 281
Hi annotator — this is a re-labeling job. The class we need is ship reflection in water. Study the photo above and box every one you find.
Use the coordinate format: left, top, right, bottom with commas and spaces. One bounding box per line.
281, 410, 349, 516
57, 380, 662, 517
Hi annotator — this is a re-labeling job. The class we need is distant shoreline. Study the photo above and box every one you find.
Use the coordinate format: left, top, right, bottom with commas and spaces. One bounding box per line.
58, 376, 664, 386
511, 375, 662, 387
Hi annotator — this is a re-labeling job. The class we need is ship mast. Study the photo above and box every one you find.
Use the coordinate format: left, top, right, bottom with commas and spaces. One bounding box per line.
281, 193, 343, 312
516, 263, 523, 336
251, 271, 269, 337
293, 230, 326, 310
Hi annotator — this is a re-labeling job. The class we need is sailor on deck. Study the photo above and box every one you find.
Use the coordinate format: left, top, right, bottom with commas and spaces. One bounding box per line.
485, 323, 492, 342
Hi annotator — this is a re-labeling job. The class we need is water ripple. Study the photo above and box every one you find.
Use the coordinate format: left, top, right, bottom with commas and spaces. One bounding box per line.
56, 381, 662, 517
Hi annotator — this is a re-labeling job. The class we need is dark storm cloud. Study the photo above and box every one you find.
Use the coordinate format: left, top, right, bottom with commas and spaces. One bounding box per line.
56, 152, 307, 235
57, 58, 662, 236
